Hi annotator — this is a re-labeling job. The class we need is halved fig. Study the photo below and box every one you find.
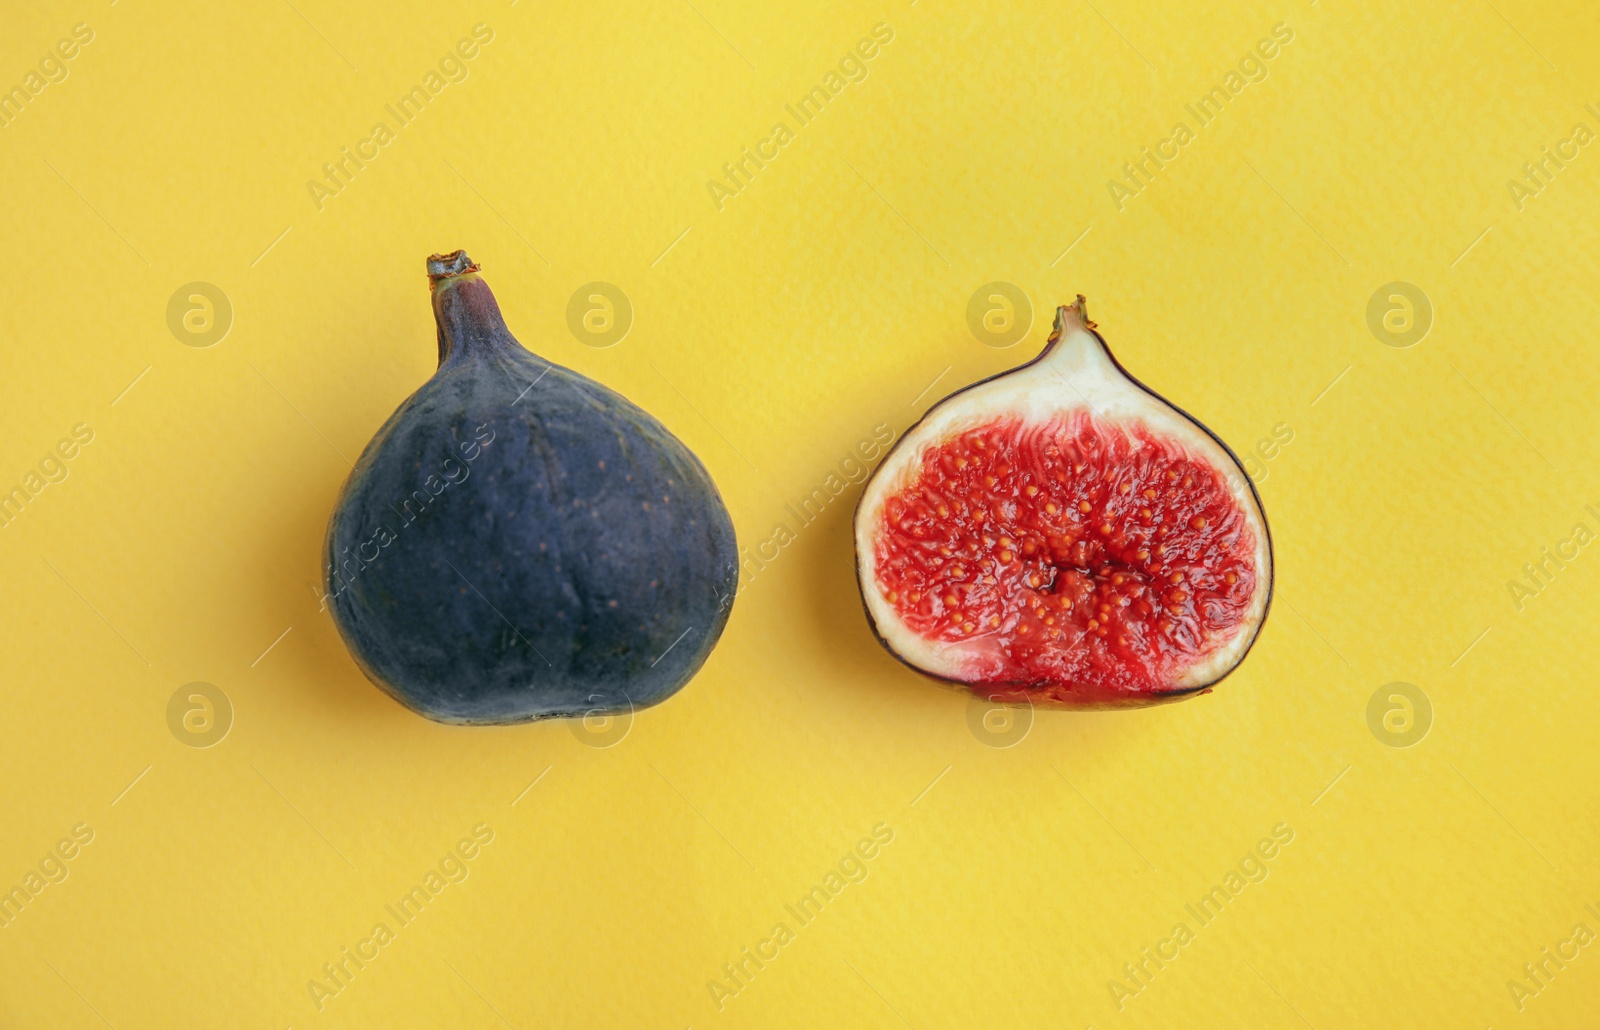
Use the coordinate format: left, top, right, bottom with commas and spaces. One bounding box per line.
855, 297, 1271, 708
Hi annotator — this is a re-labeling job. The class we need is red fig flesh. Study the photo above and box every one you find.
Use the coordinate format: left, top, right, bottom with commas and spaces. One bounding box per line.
855, 299, 1272, 707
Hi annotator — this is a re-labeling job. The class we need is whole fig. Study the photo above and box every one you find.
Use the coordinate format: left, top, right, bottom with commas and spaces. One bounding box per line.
325, 251, 738, 724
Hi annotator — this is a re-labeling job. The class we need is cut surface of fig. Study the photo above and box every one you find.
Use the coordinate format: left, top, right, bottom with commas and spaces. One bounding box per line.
855, 298, 1271, 707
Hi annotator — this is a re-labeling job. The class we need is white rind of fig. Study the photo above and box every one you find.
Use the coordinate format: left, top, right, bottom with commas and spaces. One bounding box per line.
854, 298, 1272, 700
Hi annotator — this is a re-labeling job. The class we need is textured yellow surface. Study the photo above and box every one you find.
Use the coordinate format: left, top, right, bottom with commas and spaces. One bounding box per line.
2, 1, 1599, 1026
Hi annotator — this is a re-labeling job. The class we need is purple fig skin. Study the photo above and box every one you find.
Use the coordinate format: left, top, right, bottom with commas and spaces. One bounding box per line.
324, 251, 739, 724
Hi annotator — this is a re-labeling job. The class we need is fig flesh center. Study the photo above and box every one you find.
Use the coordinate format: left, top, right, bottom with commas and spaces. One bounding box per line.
873, 412, 1258, 696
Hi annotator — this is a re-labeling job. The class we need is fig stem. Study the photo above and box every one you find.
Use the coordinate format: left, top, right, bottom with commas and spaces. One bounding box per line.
1050, 295, 1096, 341
427, 250, 480, 280
427, 250, 514, 366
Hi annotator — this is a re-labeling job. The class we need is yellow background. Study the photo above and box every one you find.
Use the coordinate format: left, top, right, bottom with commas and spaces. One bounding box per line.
2, 0, 1598, 1026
